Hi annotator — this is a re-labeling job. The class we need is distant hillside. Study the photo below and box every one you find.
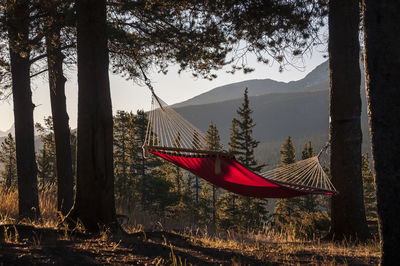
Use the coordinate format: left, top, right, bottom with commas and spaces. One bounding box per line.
174, 61, 329, 107
174, 87, 370, 166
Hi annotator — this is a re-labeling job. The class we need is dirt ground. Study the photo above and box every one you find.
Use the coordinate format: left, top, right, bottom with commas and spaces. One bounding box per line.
0, 224, 380, 265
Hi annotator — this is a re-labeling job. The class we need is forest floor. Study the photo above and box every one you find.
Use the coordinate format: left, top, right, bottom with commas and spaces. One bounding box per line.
0, 224, 380, 265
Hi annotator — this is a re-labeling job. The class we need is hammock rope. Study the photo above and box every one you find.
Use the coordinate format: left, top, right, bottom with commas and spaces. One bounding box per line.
143, 93, 337, 197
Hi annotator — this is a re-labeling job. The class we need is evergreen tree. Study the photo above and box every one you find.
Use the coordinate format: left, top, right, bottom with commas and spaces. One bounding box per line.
273, 138, 330, 238
228, 118, 240, 155
133, 110, 166, 212
301, 141, 318, 212
236, 88, 265, 172
363, 0, 400, 259
203, 121, 223, 231
5, 0, 40, 219
273, 137, 302, 225
232, 88, 268, 232
36, 117, 57, 187
113, 111, 136, 205
66, 0, 117, 232
328, 0, 369, 241
302, 141, 314, 160
0, 133, 17, 190
280, 136, 296, 166
218, 118, 241, 230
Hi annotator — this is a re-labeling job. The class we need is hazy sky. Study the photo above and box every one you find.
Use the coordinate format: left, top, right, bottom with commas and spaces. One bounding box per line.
0, 50, 326, 132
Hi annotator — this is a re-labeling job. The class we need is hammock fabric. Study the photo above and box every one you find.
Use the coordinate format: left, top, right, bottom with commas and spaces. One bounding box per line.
150, 149, 308, 198
143, 92, 337, 198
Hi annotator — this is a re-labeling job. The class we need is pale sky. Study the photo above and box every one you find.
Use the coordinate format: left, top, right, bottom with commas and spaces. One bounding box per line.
0, 49, 326, 132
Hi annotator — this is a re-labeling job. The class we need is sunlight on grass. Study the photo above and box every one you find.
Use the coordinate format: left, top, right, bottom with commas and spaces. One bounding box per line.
1, 186, 380, 265
0, 186, 58, 227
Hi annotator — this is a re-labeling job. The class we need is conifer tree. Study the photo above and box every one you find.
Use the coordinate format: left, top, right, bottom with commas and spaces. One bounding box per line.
219, 118, 241, 229
203, 121, 223, 231
233, 88, 268, 232
301, 141, 318, 212
36, 117, 57, 187
191, 130, 202, 204
273, 137, 302, 225
133, 110, 166, 212
0, 133, 17, 190
113, 111, 136, 205
236, 88, 265, 172
302, 141, 314, 161
5, 0, 40, 219
280, 136, 296, 166
228, 118, 240, 156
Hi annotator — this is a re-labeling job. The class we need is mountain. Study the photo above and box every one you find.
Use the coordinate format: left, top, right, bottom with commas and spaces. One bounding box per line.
171, 60, 370, 166
174, 61, 329, 108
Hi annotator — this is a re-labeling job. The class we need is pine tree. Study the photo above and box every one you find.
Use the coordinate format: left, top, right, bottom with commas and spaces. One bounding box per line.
233, 88, 268, 232
0, 133, 17, 190
113, 111, 136, 205
191, 130, 202, 205
203, 121, 223, 231
219, 118, 241, 230
133, 110, 166, 212
236, 88, 265, 172
228, 118, 240, 155
273, 138, 330, 238
273, 137, 301, 225
36, 117, 57, 187
301, 141, 318, 212
302, 141, 314, 161
280, 136, 296, 166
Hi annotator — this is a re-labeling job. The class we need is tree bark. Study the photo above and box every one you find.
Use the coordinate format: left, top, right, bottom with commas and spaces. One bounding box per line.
6, 0, 40, 220
66, 0, 117, 232
45, 8, 74, 216
362, 0, 400, 263
328, 0, 369, 241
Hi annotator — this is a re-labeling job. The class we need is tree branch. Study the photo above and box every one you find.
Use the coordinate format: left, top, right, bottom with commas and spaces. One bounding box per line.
30, 68, 48, 78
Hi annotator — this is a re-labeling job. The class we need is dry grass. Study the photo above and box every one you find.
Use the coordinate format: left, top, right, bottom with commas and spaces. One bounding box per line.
0, 186, 58, 227
0, 186, 381, 265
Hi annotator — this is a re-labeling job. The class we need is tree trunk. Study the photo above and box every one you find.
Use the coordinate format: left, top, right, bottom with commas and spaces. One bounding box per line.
328, 0, 369, 241
66, 0, 117, 232
362, 0, 400, 263
45, 15, 74, 216
7, 0, 40, 220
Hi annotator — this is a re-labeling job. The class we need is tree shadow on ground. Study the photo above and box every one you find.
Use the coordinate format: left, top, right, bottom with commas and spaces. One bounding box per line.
0, 225, 379, 265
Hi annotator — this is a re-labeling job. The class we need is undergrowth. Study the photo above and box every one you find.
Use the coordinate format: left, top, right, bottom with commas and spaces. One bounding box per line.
0, 186, 380, 265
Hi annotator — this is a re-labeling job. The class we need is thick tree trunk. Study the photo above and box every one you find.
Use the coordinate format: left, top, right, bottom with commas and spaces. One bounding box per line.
66, 0, 117, 232
7, 0, 40, 220
45, 17, 74, 216
328, 0, 369, 241
362, 1, 400, 263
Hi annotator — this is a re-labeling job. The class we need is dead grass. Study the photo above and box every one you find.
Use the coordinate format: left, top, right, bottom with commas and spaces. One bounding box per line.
0, 186, 381, 265
0, 186, 58, 228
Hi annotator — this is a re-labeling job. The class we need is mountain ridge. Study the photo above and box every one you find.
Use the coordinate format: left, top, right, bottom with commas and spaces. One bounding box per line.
173, 60, 329, 108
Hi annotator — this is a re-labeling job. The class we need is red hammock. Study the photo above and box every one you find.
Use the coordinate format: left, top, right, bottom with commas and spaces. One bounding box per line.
150, 149, 334, 198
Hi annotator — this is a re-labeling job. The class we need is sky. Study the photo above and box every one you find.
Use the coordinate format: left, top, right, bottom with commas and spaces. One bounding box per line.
0, 49, 327, 132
